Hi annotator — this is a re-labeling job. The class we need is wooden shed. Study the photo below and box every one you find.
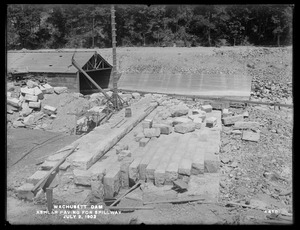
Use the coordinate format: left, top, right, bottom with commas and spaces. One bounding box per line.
7, 50, 113, 94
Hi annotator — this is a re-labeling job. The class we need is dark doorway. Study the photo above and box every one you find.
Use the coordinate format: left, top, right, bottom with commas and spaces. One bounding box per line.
79, 69, 112, 95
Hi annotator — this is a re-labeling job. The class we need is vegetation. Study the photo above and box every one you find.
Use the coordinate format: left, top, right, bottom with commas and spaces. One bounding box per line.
7, 4, 293, 50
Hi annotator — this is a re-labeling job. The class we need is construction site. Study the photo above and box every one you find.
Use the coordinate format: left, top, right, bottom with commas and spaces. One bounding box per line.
6, 6, 293, 225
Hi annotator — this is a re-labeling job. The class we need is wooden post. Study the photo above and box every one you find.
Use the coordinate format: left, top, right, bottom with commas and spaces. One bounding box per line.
111, 5, 119, 110
46, 188, 53, 212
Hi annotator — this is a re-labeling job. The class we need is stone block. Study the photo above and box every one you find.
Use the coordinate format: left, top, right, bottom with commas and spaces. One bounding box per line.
43, 105, 57, 114
118, 150, 132, 161
170, 104, 189, 117
42, 83, 54, 94
152, 123, 173, 134
144, 128, 160, 138
222, 115, 244, 125
40, 160, 58, 170
26, 171, 48, 185
73, 169, 92, 186
115, 143, 129, 154
91, 179, 104, 199
172, 117, 190, 126
13, 120, 25, 128
16, 183, 34, 201
233, 121, 260, 130
211, 101, 229, 110
26, 80, 38, 88
135, 132, 145, 142
201, 104, 213, 113
34, 87, 43, 100
54, 87, 68, 94
139, 137, 150, 147
29, 101, 41, 109
38, 85, 47, 94
231, 130, 242, 135
243, 111, 249, 118
242, 131, 260, 142
204, 154, 220, 173
206, 117, 217, 128
21, 87, 35, 95
174, 122, 196, 134
132, 92, 141, 99
142, 120, 152, 129
129, 157, 142, 183
59, 161, 70, 171
24, 94, 38, 102
23, 114, 35, 126
7, 97, 21, 108
193, 118, 202, 129
103, 165, 121, 199
120, 157, 134, 188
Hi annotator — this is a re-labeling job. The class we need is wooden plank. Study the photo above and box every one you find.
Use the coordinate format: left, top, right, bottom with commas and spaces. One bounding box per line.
143, 197, 205, 205
31, 143, 79, 195
110, 182, 141, 207
46, 188, 53, 212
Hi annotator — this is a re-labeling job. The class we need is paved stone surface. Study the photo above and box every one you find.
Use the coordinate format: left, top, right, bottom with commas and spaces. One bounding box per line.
154, 136, 180, 186
138, 143, 161, 181
146, 136, 171, 183
165, 134, 190, 185
67, 97, 158, 170
178, 134, 199, 176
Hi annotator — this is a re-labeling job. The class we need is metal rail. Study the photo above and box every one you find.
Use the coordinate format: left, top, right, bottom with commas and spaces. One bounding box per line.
118, 89, 293, 108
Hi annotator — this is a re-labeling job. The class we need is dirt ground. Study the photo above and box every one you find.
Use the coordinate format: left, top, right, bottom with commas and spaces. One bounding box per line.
6, 46, 293, 225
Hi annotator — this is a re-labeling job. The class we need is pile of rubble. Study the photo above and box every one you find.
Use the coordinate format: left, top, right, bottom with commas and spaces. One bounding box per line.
7, 80, 68, 128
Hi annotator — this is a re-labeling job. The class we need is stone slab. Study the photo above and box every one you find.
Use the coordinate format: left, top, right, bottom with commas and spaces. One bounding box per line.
143, 128, 161, 138
233, 121, 260, 130
40, 160, 58, 170
154, 136, 180, 186
24, 94, 38, 102
129, 157, 143, 184
165, 134, 190, 185
103, 163, 121, 199
139, 137, 150, 147
222, 115, 244, 126
242, 131, 260, 142
201, 104, 213, 113
26, 171, 49, 186
146, 137, 171, 182
16, 183, 35, 201
174, 122, 196, 134
73, 169, 92, 186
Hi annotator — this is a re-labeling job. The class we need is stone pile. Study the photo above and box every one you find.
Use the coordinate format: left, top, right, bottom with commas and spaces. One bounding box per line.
7, 79, 68, 128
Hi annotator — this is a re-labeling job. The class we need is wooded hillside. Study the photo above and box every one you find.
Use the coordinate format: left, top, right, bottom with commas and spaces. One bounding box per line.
7, 4, 293, 50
